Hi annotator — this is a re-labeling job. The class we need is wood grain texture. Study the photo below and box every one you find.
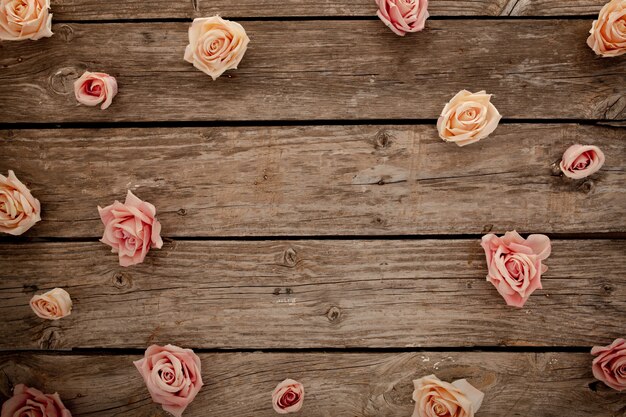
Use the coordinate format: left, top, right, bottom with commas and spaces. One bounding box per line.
48, 0, 610, 19
1, 124, 624, 237
1, 352, 624, 416
1, 21, 625, 123
1, 240, 624, 350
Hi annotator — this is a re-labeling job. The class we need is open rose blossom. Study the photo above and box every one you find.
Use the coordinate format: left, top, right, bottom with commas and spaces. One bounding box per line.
184, 16, 250, 80
481, 231, 551, 308
134, 344, 203, 417
29, 288, 72, 320
74, 71, 118, 110
0, 0, 53, 41
1, 384, 72, 417
0, 170, 41, 236
98, 190, 163, 267
272, 379, 304, 414
559, 144, 605, 179
591, 338, 626, 391
587, 0, 626, 57
412, 374, 484, 417
437, 90, 502, 147
376, 0, 429, 36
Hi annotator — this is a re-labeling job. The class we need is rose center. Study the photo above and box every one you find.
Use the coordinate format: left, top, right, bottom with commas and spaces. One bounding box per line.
159, 368, 176, 384
279, 389, 299, 407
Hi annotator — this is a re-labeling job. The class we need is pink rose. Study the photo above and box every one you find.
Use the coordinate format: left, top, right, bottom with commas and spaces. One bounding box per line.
587, 0, 626, 57
29, 288, 72, 320
481, 231, 551, 308
98, 190, 163, 267
376, 0, 429, 36
184, 16, 250, 80
412, 374, 483, 417
0, 0, 53, 41
74, 71, 118, 110
559, 144, 605, 179
591, 338, 626, 391
134, 344, 203, 417
0, 170, 41, 236
272, 379, 304, 414
1, 384, 72, 417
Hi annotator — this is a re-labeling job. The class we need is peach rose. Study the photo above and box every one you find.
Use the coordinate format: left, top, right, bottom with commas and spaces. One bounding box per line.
437, 90, 502, 147
559, 144, 605, 179
481, 231, 551, 308
412, 374, 484, 417
0, 0, 53, 41
376, 0, 429, 36
591, 338, 626, 391
1, 384, 72, 417
134, 344, 203, 417
184, 16, 250, 80
29, 288, 72, 320
74, 71, 118, 110
272, 379, 304, 414
98, 190, 163, 267
587, 0, 626, 57
0, 170, 41, 236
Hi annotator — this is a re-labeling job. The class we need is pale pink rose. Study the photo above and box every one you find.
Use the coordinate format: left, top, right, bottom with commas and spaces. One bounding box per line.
0, 170, 41, 236
437, 90, 502, 147
559, 144, 605, 179
184, 16, 250, 80
74, 71, 118, 110
481, 231, 551, 308
98, 190, 163, 267
134, 344, 203, 417
0, 0, 52, 41
272, 379, 304, 414
376, 0, 429, 36
1, 384, 72, 417
412, 374, 484, 417
592, 338, 626, 391
587, 0, 626, 57
29, 288, 72, 320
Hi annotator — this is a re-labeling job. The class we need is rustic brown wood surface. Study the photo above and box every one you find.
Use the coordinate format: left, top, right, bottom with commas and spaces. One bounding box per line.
1, 124, 624, 237
1, 21, 626, 123
1, 352, 624, 416
1, 239, 624, 350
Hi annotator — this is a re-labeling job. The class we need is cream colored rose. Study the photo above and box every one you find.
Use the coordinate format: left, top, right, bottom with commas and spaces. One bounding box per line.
413, 374, 484, 417
29, 288, 72, 320
0, 0, 53, 41
184, 16, 250, 80
587, 0, 626, 57
0, 170, 41, 235
437, 90, 502, 147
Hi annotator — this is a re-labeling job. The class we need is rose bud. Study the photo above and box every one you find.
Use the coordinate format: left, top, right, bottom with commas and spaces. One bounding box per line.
30, 288, 72, 320
591, 338, 626, 391
74, 71, 118, 110
376, 0, 429, 36
272, 379, 304, 414
0, 170, 41, 236
559, 144, 605, 179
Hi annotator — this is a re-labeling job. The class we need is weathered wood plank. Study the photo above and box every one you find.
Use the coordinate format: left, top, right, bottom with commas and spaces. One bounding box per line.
48, 0, 610, 19
1, 124, 624, 237
1, 352, 623, 416
0, 240, 624, 350
1, 21, 625, 123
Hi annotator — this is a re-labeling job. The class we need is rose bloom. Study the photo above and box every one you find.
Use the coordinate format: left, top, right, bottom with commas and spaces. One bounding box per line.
587, 0, 626, 57
437, 90, 502, 147
592, 338, 626, 391
74, 71, 118, 110
184, 16, 250, 80
412, 374, 484, 417
481, 231, 551, 308
29, 288, 72, 320
272, 379, 304, 414
559, 144, 605, 179
376, 0, 429, 36
1, 384, 72, 417
0, 170, 41, 236
98, 190, 163, 267
0, 0, 53, 41
134, 344, 203, 417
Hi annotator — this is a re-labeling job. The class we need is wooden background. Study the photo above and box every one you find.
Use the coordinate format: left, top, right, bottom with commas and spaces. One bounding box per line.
1, 0, 625, 415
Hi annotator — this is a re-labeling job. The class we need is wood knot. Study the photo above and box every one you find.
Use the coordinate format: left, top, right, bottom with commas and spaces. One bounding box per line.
326, 306, 342, 322
578, 179, 595, 194
372, 216, 386, 226
603, 284, 614, 294
283, 248, 298, 267
38, 327, 62, 349
55, 24, 74, 42
49, 67, 79, 96
22, 284, 38, 293
374, 130, 393, 150
550, 160, 563, 176
112, 271, 132, 289
176, 208, 187, 216
482, 224, 493, 233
